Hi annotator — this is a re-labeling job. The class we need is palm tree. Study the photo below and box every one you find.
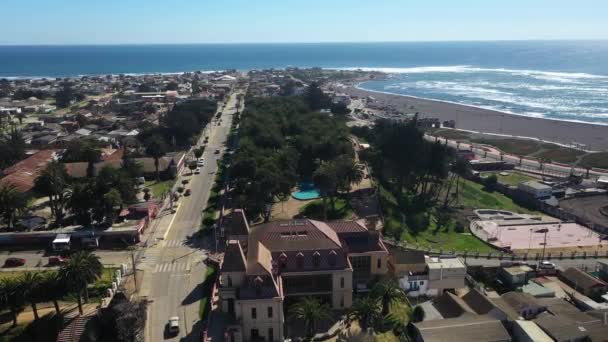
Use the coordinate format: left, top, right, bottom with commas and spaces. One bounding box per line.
313, 162, 338, 220
0, 184, 28, 230
337, 157, 365, 193
0, 277, 25, 326
41, 271, 64, 314
34, 161, 70, 224
59, 251, 103, 315
372, 278, 407, 316
21, 272, 43, 320
348, 296, 382, 331
145, 136, 168, 182
290, 297, 333, 339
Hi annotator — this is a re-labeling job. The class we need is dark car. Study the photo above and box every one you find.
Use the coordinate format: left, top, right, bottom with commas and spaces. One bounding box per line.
4, 258, 26, 268
48, 256, 68, 266
184, 189, 191, 196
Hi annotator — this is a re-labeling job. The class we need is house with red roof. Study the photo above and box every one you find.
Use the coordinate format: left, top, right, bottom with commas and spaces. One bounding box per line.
0, 150, 58, 192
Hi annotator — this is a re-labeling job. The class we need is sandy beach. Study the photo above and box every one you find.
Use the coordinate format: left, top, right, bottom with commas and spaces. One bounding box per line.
345, 86, 608, 151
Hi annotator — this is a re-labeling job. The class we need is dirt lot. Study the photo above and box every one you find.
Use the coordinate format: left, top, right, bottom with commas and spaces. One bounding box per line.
560, 196, 608, 229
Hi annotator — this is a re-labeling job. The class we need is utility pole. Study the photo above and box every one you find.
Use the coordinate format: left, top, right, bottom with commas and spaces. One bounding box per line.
130, 249, 138, 290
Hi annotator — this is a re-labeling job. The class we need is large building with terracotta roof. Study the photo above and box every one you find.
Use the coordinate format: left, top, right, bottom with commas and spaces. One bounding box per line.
218, 210, 389, 342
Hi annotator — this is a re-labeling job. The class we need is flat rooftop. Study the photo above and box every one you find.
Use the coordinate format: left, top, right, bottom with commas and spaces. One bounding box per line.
473, 220, 603, 250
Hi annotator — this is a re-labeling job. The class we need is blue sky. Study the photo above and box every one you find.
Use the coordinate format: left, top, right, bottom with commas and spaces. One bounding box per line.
1, 0, 607, 44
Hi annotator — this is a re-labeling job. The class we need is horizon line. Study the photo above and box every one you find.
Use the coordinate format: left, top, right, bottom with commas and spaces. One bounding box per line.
1, 38, 608, 47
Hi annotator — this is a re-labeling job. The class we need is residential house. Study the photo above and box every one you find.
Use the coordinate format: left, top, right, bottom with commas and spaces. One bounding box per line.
499, 265, 535, 287
493, 292, 547, 320
512, 320, 553, 342
426, 256, 466, 296
0, 150, 58, 192
390, 247, 466, 297
518, 181, 553, 199
218, 214, 389, 342
389, 248, 428, 296
559, 267, 608, 300
412, 314, 511, 342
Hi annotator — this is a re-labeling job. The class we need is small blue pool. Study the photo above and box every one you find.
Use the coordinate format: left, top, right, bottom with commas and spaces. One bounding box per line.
292, 182, 321, 200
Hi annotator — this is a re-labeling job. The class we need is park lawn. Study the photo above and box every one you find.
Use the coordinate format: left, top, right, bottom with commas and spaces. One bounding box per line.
299, 197, 353, 220
580, 152, 608, 169
145, 180, 174, 199
396, 213, 494, 253
379, 185, 494, 253
471, 137, 541, 156
458, 179, 537, 214
483, 171, 535, 186
429, 128, 472, 141
535, 145, 585, 164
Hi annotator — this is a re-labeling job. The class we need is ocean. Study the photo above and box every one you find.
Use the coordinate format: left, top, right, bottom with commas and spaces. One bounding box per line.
1, 41, 608, 123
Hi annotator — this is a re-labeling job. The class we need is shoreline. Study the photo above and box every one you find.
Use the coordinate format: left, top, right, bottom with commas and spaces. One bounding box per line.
344, 86, 608, 151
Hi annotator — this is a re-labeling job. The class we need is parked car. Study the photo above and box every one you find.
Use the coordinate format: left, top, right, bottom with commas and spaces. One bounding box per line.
539, 261, 556, 269
168, 316, 180, 336
48, 256, 68, 266
4, 258, 26, 268
184, 189, 191, 196
194, 168, 201, 174
197, 160, 204, 167
214, 149, 220, 154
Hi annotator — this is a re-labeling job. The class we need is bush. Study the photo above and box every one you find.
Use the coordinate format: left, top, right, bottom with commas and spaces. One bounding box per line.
182, 179, 189, 185
412, 306, 425, 323
177, 186, 185, 193
482, 174, 498, 192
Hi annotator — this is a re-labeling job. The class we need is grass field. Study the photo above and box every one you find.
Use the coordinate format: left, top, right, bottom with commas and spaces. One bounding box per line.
458, 179, 537, 214
535, 144, 585, 164
145, 180, 174, 199
379, 184, 494, 253
483, 171, 535, 186
299, 197, 353, 220
429, 128, 472, 140
580, 152, 608, 169
471, 138, 541, 156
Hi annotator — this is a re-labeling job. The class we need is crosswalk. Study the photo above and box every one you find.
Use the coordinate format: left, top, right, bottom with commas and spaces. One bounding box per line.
154, 262, 190, 273
162, 239, 184, 248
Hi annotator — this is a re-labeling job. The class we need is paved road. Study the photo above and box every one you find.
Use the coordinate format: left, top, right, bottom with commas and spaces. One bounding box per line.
0, 249, 131, 271
429, 136, 608, 179
463, 256, 608, 271
141, 89, 243, 342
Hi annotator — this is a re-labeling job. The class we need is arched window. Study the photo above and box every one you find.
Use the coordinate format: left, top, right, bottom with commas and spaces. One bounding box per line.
328, 250, 337, 266
296, 252, 304, 269
279, 253, 288, 270
312, 251, 321, 268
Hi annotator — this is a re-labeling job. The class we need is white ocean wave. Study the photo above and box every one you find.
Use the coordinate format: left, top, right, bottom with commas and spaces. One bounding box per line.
338, 65, 608, 82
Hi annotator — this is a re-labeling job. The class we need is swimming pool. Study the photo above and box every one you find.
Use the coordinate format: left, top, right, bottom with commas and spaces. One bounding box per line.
292, 182, 321, 200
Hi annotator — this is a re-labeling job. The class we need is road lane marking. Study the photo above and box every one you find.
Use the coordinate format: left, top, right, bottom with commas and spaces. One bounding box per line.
162, 203, 182, 240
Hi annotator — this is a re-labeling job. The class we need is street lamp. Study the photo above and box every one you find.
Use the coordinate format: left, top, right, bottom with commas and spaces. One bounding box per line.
535, 228, 549, 268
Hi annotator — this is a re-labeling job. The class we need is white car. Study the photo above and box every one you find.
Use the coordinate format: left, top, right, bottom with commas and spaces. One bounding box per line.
194, 168, 201, 174
197, 160, 204, 167
539, 261, 556, 269
168, 316, 179, 335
